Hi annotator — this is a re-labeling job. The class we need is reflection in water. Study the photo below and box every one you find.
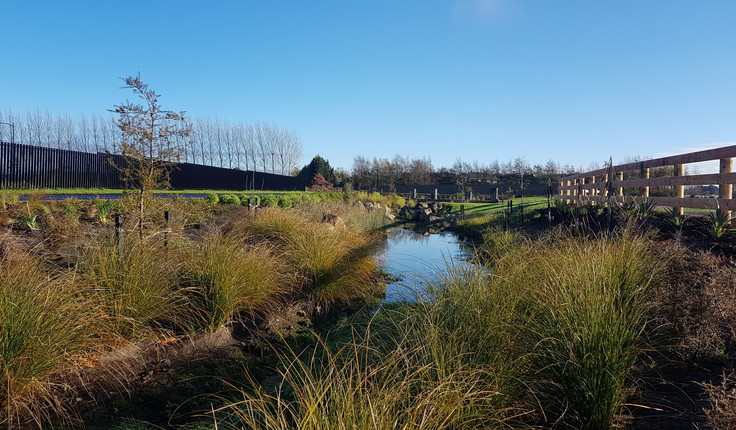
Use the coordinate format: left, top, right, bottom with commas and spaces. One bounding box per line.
377, 228, 474, 303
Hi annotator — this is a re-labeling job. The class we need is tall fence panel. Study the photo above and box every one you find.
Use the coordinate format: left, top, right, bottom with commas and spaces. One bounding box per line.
0, 142, 306, 191
0, 141, 126, 189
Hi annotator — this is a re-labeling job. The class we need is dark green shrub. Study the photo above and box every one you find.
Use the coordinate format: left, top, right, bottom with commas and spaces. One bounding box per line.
219, 194, 241, 205
260, 195, 279, 207
277, 195, 293, 208
204, 193, 220, 205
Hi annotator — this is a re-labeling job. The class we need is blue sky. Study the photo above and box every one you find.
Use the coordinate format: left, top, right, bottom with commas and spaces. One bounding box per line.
2, 1, 735, 171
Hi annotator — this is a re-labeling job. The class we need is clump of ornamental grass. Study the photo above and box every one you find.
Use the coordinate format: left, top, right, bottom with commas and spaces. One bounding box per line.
0, 247, 92, 428
475, 228, 528, 265
402, 229, 658, 429
494, 232, 658, 429
236, 209, 382, 306
77, 235, 186, 340
282, 218, 378, 305
182, 233, 287, 331
207, 333, 510, 430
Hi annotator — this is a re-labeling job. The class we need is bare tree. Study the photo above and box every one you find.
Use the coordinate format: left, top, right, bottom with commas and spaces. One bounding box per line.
110, 74, 192, 229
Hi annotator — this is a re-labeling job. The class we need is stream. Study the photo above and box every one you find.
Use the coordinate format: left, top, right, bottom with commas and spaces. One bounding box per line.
377, 227, 475, 302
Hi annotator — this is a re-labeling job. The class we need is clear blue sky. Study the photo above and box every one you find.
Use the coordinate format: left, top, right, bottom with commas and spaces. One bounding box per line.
2, 1, 735, 171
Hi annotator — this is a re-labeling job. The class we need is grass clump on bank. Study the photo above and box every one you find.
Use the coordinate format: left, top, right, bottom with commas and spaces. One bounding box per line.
209, 328, 511, 430
183, 233, 287, 330
203, 228, 659, 429
78, 236, 186, 340
0, 245, 92, 428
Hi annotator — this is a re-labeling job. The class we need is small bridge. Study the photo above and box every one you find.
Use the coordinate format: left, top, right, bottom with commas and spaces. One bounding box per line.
559, 144, 735, 218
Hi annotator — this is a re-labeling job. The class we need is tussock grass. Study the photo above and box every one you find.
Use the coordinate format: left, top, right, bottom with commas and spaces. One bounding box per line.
78, 236, 186, 340
522, 234, 658, 428
183, 233, 287, 330
235, 209, 382, 306
0, 246, 92, 427
210, 335, 513, 430
404, 230, 659, 428
297, 201, 389, 232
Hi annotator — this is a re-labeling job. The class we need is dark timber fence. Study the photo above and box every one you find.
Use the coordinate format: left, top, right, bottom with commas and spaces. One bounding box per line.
0, 141, 307, 191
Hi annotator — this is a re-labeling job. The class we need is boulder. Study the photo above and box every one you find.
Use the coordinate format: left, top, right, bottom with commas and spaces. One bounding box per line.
418, 202, 429, 209
321, 213, 346, 229
364, 202, 375, 211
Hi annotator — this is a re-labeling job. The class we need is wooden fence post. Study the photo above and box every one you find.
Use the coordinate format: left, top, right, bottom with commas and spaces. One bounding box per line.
590, 175, 596, 197
641, 167, 650, 198
115, 214, 124, 258
674, 164, 685, 215
617, 172, 624, 197
720, 157, 733, 220
164, 210, 170, 248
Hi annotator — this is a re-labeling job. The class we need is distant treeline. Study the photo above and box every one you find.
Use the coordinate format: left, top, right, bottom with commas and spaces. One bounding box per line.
0, 109, 303, 175
349, 155, 580, 190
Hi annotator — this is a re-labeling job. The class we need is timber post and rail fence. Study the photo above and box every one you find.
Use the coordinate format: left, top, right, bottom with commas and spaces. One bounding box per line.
559, 144, 736, 220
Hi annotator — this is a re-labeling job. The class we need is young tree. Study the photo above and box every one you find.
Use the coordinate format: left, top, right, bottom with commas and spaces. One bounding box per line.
110, 74, 192, 228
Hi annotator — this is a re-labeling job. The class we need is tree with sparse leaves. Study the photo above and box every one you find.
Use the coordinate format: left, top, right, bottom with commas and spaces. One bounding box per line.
110, 74, 192, 229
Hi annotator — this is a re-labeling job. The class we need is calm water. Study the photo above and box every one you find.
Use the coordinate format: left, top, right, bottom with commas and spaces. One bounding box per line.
377, 228, 473, 302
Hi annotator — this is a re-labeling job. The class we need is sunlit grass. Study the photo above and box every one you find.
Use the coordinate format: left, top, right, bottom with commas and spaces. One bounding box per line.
182, 233, 287, 330
78, 236, 187, 340
0, 246, 93, 427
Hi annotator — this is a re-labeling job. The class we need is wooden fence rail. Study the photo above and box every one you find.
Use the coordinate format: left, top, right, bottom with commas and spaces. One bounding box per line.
559, 144, 736, 218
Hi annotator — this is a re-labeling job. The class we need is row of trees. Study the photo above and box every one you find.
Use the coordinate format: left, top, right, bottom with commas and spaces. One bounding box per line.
350, 155, 580, 190
0, 109, 303, 175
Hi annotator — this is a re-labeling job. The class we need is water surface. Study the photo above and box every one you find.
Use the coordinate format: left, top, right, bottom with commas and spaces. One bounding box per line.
377, 227, 473, 302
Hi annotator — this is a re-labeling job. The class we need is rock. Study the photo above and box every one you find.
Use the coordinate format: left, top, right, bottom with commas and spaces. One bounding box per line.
431, 202, 443, 213
418, 208, 433, 223
321, 213, 346, 229
385, 213, 396, 221
353, 201, 365, 210
418, 202, 429, 209
364, 202, 375, 211
399, 205, 413, 217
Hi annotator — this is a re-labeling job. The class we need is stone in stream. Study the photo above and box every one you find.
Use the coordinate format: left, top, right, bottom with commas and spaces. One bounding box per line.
417, 208, 433, 223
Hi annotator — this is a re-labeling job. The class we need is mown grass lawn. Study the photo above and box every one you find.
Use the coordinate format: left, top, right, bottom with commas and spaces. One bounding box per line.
446, 196, 549, 216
